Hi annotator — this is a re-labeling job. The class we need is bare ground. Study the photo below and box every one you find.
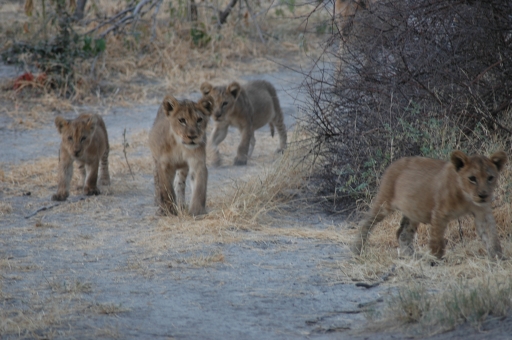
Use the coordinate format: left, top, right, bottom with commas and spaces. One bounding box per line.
1, 65, 512, 339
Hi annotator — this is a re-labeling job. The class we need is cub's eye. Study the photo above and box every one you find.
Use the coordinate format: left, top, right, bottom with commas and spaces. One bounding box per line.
222, 101, 228, 107
67, 136, 72, 141
197, 117, 203, 123
468, 176, 477, 183
488, 176, 494, 182
80, 136, 87, 142
179, 118, 186, 125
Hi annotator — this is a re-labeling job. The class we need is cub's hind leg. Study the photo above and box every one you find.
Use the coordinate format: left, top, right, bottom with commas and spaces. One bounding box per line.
273, 116, 287, 153
396, 216, 419, 257
248, 135, 256, 159
351, 194, 393, 255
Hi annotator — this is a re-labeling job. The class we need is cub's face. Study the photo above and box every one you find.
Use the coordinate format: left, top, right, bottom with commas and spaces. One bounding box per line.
200, 82, 241, 122
451, 151, 507, 204
55, 115, 97, 158
162, 95, 213, 149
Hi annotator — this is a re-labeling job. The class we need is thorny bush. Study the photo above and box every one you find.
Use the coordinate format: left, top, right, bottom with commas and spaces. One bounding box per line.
302, 0, 512, 209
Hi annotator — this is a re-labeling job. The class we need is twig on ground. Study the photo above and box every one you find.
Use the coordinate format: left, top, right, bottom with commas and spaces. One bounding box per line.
355, 264, 396, 289
24, 197, 86, 219
123, 128, 135, 180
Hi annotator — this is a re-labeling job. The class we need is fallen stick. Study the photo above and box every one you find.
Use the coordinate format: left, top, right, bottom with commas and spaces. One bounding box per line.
25, 197, 86, 219
355, 264, 396, 289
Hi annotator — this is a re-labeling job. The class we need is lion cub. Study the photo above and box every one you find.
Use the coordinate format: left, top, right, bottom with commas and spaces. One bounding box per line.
149, 95, 213, 216
352, 151, 507, 260
52, 113, 110, 201
200, 80, 287, 166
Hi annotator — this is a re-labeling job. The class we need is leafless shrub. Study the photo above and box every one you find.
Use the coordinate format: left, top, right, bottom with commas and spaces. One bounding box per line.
302, 0, 512, 208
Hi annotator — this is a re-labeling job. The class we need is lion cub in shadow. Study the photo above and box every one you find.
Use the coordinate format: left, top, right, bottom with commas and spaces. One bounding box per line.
52, 113, 110, 201
200, 80, 287, 166
352, 151, 507, 260
149, 95, 214, 216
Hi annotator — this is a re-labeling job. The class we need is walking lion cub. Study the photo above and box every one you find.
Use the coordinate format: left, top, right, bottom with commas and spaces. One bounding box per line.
200, 80, 287, 166
149, 95, 213, 216
352, 151, 507, 260
52, 113, 110, 201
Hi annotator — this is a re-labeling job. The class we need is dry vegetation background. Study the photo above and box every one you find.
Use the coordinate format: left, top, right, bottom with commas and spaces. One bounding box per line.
1, 0, 512, 338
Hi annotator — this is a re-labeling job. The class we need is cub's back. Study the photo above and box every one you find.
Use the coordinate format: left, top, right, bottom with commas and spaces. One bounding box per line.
380, 157, 446, 223
244, 80, 278, 128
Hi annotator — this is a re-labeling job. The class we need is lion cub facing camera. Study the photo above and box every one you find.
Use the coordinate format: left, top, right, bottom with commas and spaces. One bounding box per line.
352, 151, 507, 260
149, 95, 214, 216
52, 113, 110, 201
200, 80, 287, 166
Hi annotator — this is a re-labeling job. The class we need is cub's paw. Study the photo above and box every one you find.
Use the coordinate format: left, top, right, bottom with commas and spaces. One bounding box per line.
156, 206, 177, 216
233, 157, 247, 166
100, 178, 111, 186
84, 186, 101, 196
51, 192, 69, 201
212, 158, 222, 168
188, 205, 206, 216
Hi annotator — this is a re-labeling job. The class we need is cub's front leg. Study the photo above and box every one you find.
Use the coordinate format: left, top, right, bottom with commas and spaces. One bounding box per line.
210, 124, 229, 167
154, 160, 178, 215
84, 159, 101, 196
174, 167, 189, 209
76, 161, 86, 191
52, 149, 74, 201
234, 125, 254, 166
188, 159, 208, 216
429, 213, 450, 259
474, 209, 503, 260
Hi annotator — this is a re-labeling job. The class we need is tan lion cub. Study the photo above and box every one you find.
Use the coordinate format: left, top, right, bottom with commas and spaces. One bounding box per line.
200, 80, 287, 166
52, 113, 110, 201
352, 151, 507, 260
149, 95, 213, 216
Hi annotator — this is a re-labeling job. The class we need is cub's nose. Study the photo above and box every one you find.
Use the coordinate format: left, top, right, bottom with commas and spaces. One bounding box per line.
74, 151, 81, 157
478, 192, 488, 200
215, 113, 222, 119
187, 134, 198, 140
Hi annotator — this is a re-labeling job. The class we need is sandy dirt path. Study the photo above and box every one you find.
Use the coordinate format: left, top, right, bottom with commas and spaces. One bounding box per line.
2, 66, 510, 339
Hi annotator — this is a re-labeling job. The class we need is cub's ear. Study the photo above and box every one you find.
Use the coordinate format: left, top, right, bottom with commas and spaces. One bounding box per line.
450, 150, 469, 172
162, 95, 180, 117
200, 82, 213, 96
227, 82, 241, 99
198, 95, 214, 116
54, 116, 69, 134
490, 151, 507, 172
85, 115, 98, 130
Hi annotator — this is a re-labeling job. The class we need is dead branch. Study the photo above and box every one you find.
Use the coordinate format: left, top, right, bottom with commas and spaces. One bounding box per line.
123, 128, 135, 180
219, 0, 238, 24
243, 0, 265, 44
86, 0, 161, 38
